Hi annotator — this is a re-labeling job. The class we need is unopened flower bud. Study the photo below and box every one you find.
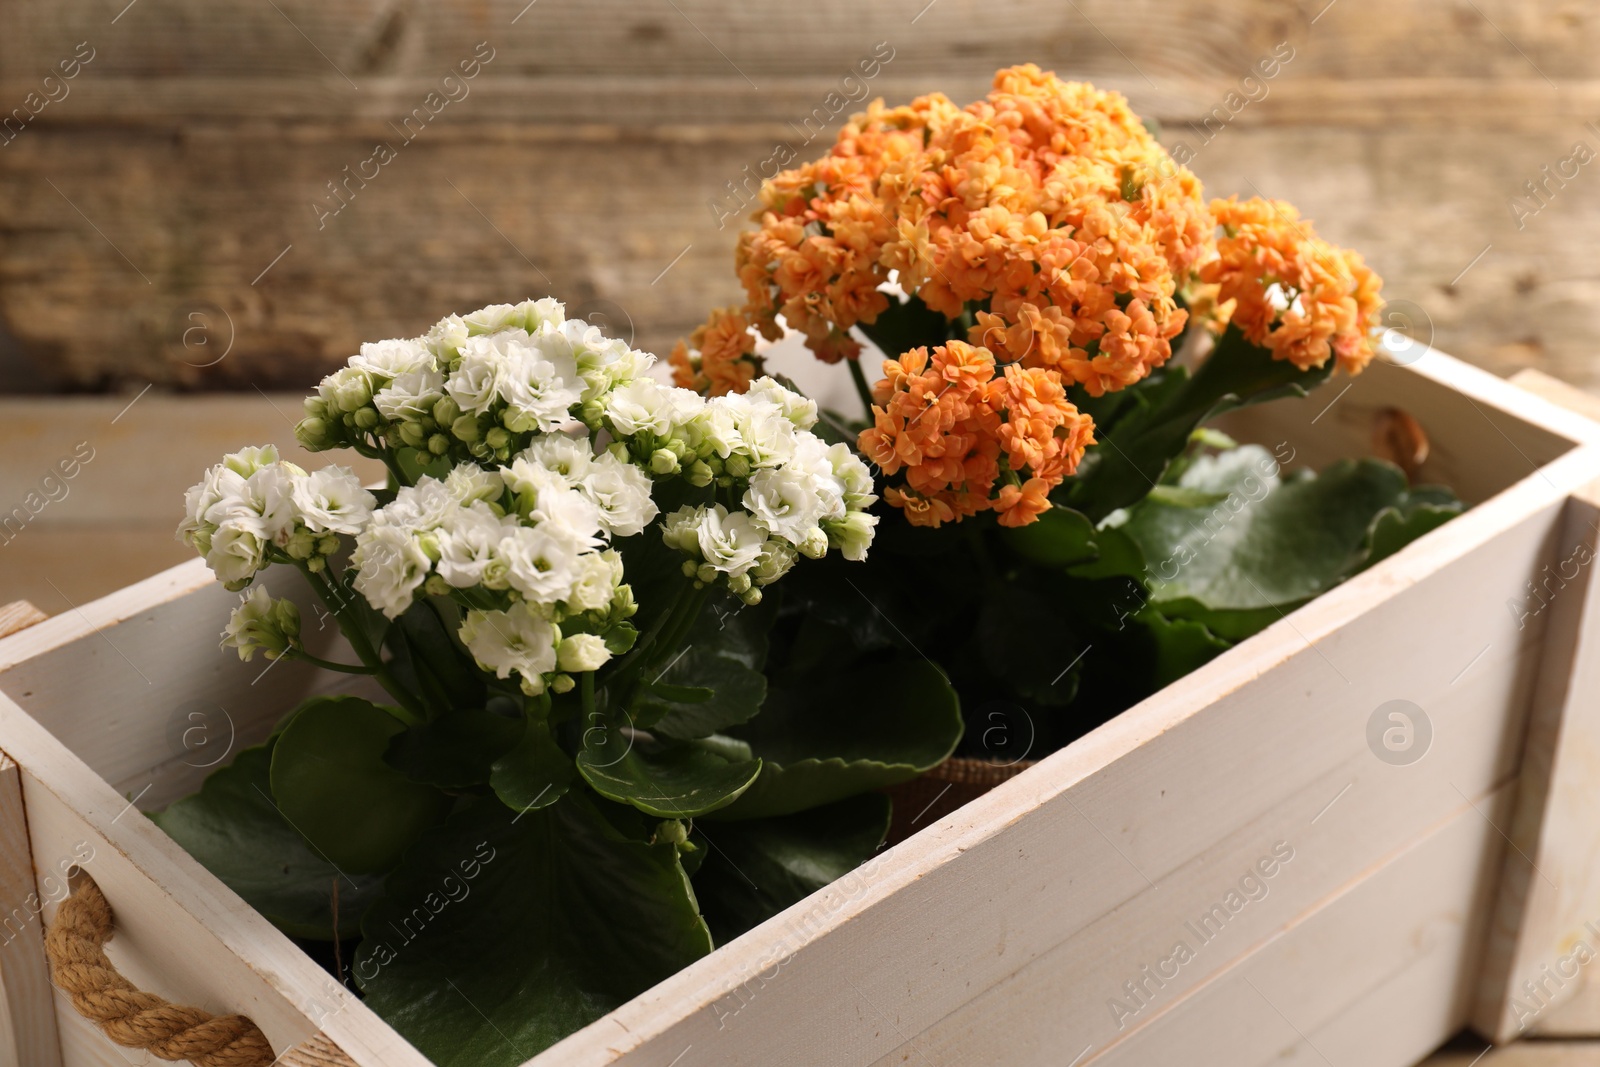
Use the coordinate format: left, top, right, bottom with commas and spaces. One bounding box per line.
399, 422, 428, 448
685, 460, 714, 487
432, 397, 460, 425
452, 415, 482, 442
696, 562, 718, 584
423, 574, 451, 597
353, 407, 380, 431
725, 455, 751, 478
649, 449, 679, 475
428, 434, 450, 456
549, 673, 575, 694
485, 427, 511, 450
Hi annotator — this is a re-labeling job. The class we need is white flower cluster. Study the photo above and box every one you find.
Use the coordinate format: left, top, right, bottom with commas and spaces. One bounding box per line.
640, 378, 880, 600
178, 445, 376, 588
351, 447, 647, 696
298, 298, 652, 468
186, 300, 882, 697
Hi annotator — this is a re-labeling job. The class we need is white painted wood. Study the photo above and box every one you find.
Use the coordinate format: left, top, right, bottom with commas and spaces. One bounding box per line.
0, 693, 432, 1067
1472, 484, 1600, 1042
1078, 779, 1510, 1066
0, 754, 63, 1067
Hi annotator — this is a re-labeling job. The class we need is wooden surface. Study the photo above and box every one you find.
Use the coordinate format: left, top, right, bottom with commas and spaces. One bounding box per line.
0, 754, 64, 1067
0, 393, 382, 611
4, 1, 1600, 392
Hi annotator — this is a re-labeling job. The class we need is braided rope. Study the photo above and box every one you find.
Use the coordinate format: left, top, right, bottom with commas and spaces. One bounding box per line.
44, 871, 275, 1067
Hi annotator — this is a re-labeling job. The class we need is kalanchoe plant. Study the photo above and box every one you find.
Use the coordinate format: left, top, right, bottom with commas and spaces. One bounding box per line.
673, 63, 1465, 758
157, 300, 961, 1066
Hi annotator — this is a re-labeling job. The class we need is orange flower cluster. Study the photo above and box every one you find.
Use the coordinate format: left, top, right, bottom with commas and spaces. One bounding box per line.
669, 307, 763, 395
674, 64, 1387, 528
858, 341, 1095, 528
1200, 196, 1385, 375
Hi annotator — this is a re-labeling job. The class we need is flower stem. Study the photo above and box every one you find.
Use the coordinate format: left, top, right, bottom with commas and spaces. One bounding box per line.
293, 561, 427, 725
287, 649, 377, 675
848, 359, 875, 421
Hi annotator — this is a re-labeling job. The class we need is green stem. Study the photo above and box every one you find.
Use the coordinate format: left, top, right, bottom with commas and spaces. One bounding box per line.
287, 649, 377, 675
848, 359, 875, 421
294, 562, 427, 725
581, 671, 596, 723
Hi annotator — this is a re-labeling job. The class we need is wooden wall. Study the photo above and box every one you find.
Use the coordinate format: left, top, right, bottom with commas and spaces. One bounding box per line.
2, 0, 1599, 393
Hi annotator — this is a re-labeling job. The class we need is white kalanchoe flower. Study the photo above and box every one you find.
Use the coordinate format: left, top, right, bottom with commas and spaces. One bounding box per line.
206, 523, 267, 586
557, 632, 611, 673
352, 524, 433, 619
744, 377, 820, 430
496, 332, 584, 433
459, 600, 559, 695
581, 452, 658, 538
220, 586, 300, 662
446, 334, 509, 416
435, 503, 514, 588
443, 464, 504, 507
378, 479, 458, 534
464, 303, 524, 335
695, 504, 767, 577
498, 525, 587, 604
604, 378, 699, 437
521, 433, 594, 482
825, 510, 879, 562
350, 337, 433, 378
565, 550, 623, 613
372, 367, 445, 423
743, 465, 831, 546
292, 467, 376, 535
223, 445, 281, 478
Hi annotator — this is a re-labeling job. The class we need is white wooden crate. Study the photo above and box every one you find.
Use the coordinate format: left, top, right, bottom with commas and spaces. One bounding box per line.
2, 350, 1600, 1067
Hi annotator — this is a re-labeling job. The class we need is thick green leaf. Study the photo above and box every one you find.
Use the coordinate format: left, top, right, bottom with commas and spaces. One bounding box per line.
1118, 446, 1460, 640
1067, 324, 1332, 521
357, 794, 711, 1067
385, 708, 525, 790
977, 581, 1090, 707
998, 506, 1099, 568
693, 793, 891, 946
712, 658, 962, 819
636, 592, 775, 739
489, 717, 574, 814
1136, 606, 1232, 688
577, 720, 762, 818
270, 696, 452, 874
152, 744, 382, 941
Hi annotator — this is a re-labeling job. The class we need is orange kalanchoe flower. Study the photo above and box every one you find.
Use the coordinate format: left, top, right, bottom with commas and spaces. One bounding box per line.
858, 341, 1095, 527
1200, 196, 1385, 375
670, 307, 763, 395
675, 66, 1386, 528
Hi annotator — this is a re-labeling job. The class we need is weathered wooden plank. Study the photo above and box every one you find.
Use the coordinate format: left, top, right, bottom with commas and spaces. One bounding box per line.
0, 753, 64, 1067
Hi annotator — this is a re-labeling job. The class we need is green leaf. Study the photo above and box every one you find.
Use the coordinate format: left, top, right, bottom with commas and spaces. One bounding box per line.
577, 718, 763, 818
712, 658, 962, 819
152, 744, 382, 941
385, 708, 525, 790
998, 506, 1099, 568
977, 580, 1089, 707
1136, 606, 1232, 688
693, 793, 891, 946
1118, 447, 1460, 640
489, 717, 574, 814
270, 696, 452, 874
634, 591, 775, 739
357, 793, 712, 1067
1067, 324, 1333, 521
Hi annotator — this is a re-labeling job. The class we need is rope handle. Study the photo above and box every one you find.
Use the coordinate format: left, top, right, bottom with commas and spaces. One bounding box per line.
44, 870, 277, 1066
